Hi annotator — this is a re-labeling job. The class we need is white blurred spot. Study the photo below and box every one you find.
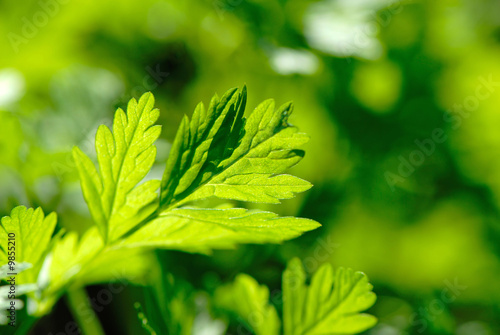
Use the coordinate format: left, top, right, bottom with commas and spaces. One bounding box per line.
369, 324, 402, 335
193, 295, 226, 335
0, 68, 25, 108
304, 0, 393, 59
192, 311, 226, 335
457, 321, 492, 335
270, 48, 319, 75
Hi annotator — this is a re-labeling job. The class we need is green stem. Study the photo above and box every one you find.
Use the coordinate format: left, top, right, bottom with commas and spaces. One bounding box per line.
66, 287, 105, 335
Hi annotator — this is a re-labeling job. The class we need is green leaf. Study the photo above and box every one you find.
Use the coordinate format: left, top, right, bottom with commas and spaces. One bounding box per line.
119, 207, 320, 254
214, 273, 280, 335
283, 258, 377, 335
43, 227, 153, 293
72, 92, 162, 243
160, 86, 312, 209
35, 227, 154, 316
44, 227, 103, 292
72, 88, 319, 253
0, 206, 57, 284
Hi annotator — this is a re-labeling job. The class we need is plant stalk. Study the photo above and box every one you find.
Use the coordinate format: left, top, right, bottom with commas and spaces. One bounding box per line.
66, 287, 105, 335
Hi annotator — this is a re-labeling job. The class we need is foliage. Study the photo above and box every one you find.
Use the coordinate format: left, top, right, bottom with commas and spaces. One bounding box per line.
146, 258, 377, 334
214, 273, 280, 335
2, 0, 497, 333
0, 88, 325, 332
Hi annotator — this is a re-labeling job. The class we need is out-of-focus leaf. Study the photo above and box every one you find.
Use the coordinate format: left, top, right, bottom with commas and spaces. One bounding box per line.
0, 206, 57, 284
214, 273, 280, 335
283, 258, 377, 335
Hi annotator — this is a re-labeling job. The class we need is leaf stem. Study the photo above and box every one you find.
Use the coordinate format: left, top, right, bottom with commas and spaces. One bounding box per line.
66, 287, 105, 335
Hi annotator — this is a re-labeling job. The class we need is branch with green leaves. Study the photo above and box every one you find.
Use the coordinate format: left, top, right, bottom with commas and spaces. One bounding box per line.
73, 87, 319, 248
0, 87, 322, 327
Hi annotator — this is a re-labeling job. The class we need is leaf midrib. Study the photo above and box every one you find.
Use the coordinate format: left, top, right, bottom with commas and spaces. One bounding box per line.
300, 275, 365, 335
166, 125, 298, 211
106, 95, 153, 225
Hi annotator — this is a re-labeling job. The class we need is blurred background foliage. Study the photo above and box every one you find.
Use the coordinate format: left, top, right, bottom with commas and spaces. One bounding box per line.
1, 0, 500, 333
